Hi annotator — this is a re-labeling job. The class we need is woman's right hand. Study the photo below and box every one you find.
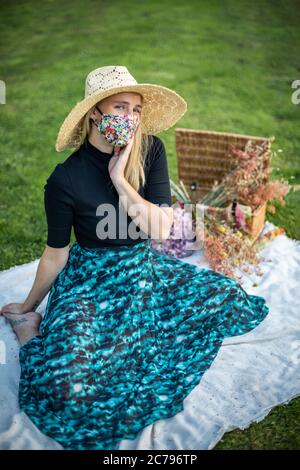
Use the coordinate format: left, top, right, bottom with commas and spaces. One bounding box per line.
0, 302, 27, 316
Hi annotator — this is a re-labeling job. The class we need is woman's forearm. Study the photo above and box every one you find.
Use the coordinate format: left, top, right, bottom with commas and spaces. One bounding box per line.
113, 177, 172, 240
21, 254, 68, 313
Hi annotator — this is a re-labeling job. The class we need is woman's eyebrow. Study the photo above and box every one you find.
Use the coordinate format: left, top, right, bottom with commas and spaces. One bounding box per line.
112, 100, 142, 108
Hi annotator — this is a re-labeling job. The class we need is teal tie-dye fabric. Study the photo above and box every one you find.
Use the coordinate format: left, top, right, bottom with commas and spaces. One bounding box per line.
18, 239, 270, 450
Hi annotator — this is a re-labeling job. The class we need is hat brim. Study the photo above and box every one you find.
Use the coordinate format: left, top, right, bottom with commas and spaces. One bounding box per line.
55, 83, 187, 152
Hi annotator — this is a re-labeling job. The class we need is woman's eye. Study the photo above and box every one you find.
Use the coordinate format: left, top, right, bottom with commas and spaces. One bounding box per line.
116, 106, 141, 114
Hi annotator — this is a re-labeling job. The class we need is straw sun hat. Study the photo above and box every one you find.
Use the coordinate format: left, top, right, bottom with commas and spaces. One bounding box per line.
55, 65, 188, 152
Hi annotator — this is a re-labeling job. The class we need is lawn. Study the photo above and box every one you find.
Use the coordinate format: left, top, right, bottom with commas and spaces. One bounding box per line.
0, 0, 299, 450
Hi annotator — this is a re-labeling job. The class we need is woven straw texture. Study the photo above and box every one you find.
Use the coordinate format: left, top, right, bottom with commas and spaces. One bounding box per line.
175, 128, 275, 240
55, 66, 187, 152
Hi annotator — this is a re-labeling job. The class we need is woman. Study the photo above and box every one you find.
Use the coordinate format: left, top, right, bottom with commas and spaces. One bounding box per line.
0, 65, 270, 450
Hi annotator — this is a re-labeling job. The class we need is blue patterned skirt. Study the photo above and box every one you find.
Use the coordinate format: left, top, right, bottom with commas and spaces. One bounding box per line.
18, 239, 270, 450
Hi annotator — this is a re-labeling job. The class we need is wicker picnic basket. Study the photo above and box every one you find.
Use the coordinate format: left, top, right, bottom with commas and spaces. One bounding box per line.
175, 128, 275, 241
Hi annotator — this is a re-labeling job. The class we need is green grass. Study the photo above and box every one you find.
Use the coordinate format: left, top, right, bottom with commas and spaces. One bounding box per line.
214, 397, 300, 450
0, 0, 299, 449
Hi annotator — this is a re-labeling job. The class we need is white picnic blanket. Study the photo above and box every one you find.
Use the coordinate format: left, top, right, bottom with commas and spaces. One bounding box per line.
0, 221, 299, 450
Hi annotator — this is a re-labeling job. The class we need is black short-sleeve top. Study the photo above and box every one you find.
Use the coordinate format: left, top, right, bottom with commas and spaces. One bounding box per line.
44, 135, 173, 248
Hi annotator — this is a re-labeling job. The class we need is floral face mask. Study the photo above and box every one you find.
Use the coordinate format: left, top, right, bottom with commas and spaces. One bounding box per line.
91, 104, 140, 147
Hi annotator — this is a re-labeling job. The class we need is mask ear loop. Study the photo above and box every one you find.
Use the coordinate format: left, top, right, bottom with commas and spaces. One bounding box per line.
95, 104, 104, 116
132, 112, 140, 132
89, 104, 104, 128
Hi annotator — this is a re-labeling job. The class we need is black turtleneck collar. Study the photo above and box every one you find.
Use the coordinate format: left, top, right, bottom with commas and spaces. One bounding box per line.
82, 137, 115, 161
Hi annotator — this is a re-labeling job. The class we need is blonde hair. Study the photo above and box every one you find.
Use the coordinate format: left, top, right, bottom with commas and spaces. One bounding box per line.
78, 97, 154, 193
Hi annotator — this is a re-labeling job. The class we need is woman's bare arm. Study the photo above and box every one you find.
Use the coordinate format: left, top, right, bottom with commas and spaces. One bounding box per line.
1, 245, 70, 314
